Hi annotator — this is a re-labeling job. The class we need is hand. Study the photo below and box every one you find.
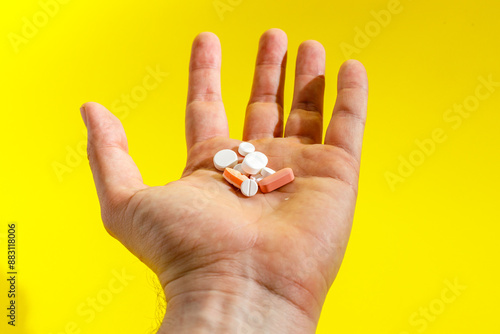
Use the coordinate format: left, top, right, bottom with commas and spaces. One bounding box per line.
80, 28, 368, 333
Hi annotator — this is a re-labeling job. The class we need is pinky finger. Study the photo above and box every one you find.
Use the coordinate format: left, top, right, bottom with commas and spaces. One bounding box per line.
324, 60, 368, 163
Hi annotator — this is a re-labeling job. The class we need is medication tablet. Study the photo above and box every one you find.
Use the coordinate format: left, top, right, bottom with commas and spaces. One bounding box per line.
233, 163, 248, 175
238, 142, 255, 156
223, 168, 248, 188
213, 149, 238, 171
250, 174, 264, 182
242, 152, 268, 175
241, 179, 258, 197
254, 175, 265, 183
258, 168, 294, 193
260, 167, 275, 178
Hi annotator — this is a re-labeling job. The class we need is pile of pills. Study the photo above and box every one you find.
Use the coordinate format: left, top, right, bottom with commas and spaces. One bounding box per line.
213, 142, 294, 197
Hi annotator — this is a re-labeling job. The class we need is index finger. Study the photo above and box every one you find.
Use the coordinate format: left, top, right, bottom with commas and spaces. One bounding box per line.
185, 32, 229, 151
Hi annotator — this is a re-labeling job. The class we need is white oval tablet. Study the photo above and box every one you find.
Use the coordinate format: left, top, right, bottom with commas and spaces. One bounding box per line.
213, 149, 238, 171
233, 163, 248, 175
260, 167, 275, 178
254, 175, 264, 183
238, 142, 255, 156
242, 151, 268, 175
241, 179, 258, 197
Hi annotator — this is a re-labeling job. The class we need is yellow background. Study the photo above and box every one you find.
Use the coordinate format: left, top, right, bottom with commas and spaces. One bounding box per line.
1, 0, 499, 332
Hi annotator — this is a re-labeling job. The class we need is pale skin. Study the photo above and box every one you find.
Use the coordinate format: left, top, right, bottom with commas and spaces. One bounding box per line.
80, 28, 368, 333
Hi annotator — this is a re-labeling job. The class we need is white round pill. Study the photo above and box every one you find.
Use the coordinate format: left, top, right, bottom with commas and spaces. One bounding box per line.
213, 149, 238, 171
241, 179, 258, 197
238, 142, 255, 156
233, 163, 248, 175
242, 151, 268, 175
260, 167, 275, 178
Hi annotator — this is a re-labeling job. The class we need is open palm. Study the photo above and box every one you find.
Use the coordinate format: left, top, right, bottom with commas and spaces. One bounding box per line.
81, 29, 368, 329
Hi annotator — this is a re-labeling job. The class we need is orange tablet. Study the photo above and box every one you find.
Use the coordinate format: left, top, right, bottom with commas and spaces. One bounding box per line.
258, 168, 294, 193
223, 168, 249, 188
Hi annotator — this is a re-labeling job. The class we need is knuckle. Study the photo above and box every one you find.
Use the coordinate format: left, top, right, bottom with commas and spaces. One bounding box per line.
337, 108, 367, 127
294, 101, 323, 113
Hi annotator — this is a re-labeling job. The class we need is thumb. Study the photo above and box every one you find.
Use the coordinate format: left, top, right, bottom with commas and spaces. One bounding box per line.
80, 102, 147, 225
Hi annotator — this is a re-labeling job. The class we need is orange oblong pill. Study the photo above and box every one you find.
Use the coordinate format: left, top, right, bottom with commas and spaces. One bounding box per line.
223, 167, 249, 188
258, 167, 294, 193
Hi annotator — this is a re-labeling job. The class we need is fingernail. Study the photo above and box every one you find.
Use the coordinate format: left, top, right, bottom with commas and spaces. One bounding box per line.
80, 104, 87, 127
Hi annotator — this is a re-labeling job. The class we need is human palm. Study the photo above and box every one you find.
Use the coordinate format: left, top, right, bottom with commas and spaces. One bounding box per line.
81, 29, 368, 329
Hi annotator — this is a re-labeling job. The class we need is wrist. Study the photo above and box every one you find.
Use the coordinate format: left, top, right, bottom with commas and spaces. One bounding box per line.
156, 261, 321, 334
